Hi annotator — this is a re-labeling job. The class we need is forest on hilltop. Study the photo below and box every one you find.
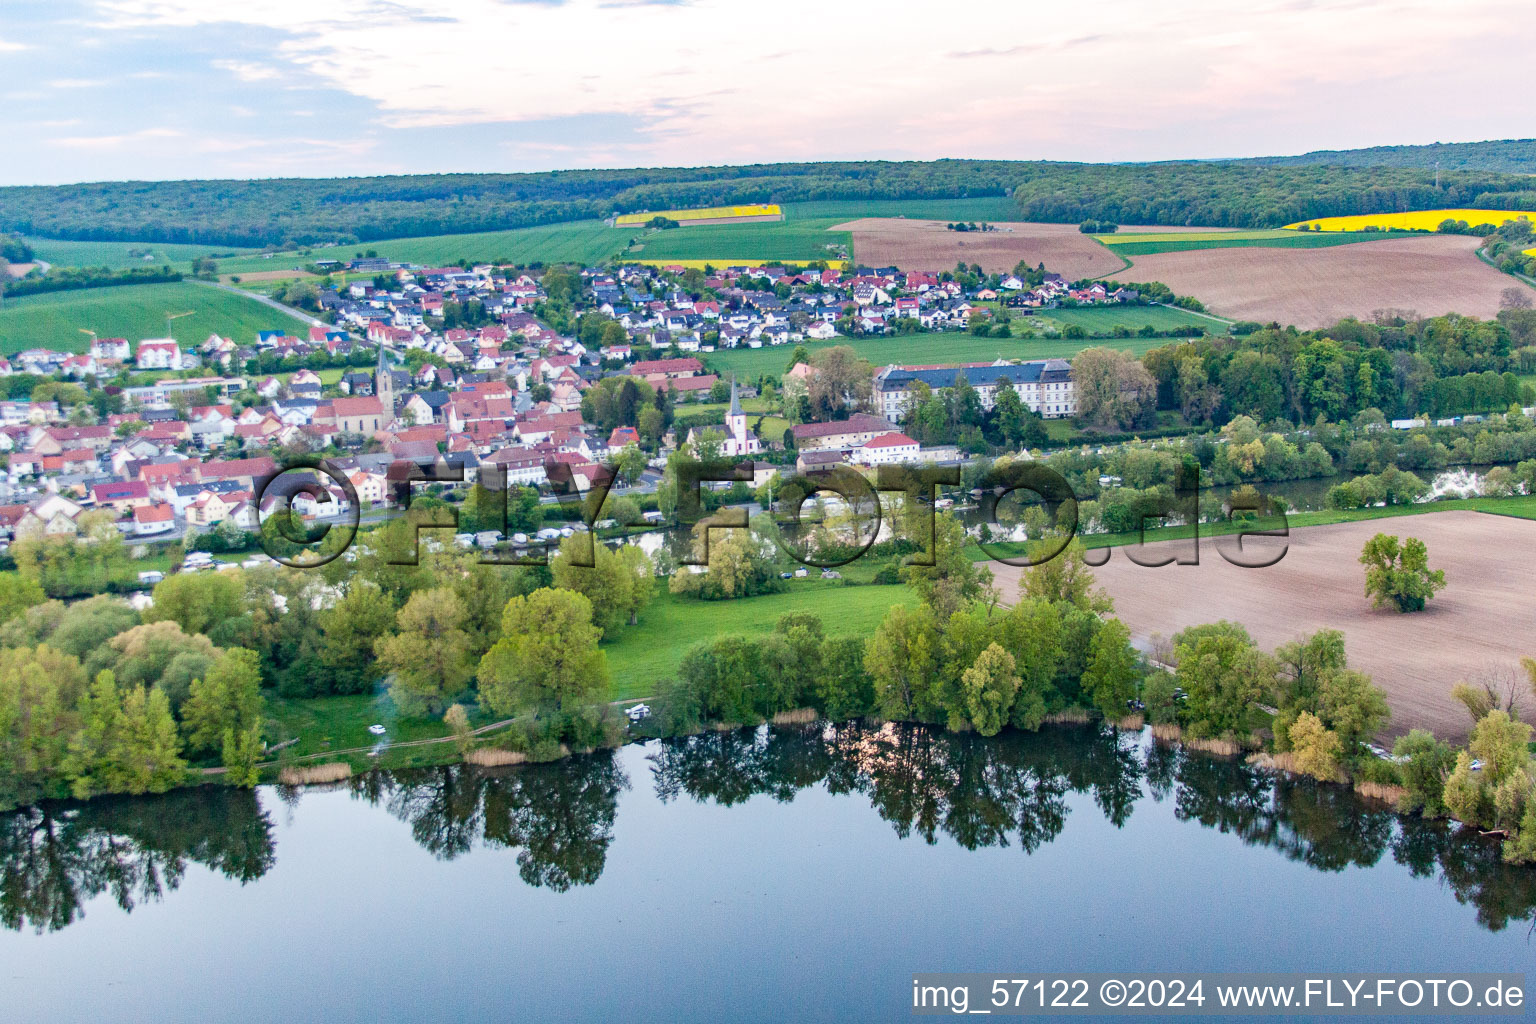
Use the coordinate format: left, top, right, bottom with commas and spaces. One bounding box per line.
1247, 138, 1536, 174
5, 143, 1536, 249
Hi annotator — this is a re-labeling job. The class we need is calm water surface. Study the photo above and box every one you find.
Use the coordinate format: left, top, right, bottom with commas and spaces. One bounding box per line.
1, 723, 1532, 1023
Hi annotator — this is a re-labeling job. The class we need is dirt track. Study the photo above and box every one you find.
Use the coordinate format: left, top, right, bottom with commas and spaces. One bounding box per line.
993, 511, 1536, 741
1120, 235, 1518, 328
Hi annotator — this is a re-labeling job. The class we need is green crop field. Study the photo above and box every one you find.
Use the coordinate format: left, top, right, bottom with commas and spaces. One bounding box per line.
21, 236, 259, 271
336, 220, 623, 266
604, 583, 910, 700
0, 280, 312, 354
1036, 303, 1229, 333
1101, 230, 1412, 256
625, 216, 852, 263
701, 328, 1172, 380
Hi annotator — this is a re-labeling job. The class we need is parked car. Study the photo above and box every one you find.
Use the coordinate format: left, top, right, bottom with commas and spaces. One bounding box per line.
625, 703, 651, 723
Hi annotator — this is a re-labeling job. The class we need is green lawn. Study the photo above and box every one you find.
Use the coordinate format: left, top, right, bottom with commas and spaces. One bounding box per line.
265, 692, 463, 758
0, 280, 313, 354
1104, 230, 1413, 257
604, 582, 911, 700
672, 397, 773, 419
1032, 304, 1228, 334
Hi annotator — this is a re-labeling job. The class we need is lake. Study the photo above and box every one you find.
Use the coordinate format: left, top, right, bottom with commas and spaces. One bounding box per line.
2, 722, 1532, 1023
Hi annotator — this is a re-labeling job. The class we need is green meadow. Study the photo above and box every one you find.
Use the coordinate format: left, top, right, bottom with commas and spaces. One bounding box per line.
603, 582, 911, 700
0, 280, 311, 354
1036, 303, 1228, 333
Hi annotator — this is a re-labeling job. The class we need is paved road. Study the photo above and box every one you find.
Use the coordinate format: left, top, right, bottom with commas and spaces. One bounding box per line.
188, 277, 327, 329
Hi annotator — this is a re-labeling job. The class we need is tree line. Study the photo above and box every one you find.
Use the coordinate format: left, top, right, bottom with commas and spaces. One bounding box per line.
8, 158, 1536, 248
1, 265, 182, 298
1067, 310, 1536, 435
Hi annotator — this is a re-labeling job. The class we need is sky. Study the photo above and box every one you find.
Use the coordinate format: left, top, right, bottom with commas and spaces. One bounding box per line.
0, 0, 1531, 186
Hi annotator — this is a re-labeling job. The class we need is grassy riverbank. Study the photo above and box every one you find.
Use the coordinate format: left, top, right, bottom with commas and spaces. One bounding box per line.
603, 581, 911, 700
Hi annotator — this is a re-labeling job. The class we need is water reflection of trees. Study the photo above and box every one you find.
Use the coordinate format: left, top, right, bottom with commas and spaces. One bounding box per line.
650, 722, 1136, 853
651, 722, 1536, 931
350, 752, 630, 893
0, 787, 274, 933
7, 724, 1536, 935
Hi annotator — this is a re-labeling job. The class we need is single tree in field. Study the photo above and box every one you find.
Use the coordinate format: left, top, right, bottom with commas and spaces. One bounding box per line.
1358, 533, 1445, 613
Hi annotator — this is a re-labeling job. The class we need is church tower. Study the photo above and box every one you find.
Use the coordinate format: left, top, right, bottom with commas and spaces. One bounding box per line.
375, 344, 394, 417
726, 375, 747, 447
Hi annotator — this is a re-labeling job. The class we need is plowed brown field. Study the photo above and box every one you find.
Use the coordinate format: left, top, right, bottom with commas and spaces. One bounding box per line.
993, 511, 1536, 741
1120, 234, 1518, 328
834, 219, 1221, 278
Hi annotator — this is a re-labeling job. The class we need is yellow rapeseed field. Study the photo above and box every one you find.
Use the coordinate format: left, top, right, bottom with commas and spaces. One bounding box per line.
1284, 209, 1536, 232
614, 204, 782, 227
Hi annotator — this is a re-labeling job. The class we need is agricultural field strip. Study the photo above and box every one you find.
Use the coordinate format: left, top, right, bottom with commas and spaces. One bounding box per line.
1097, 230, 1297, 244
614, 204, 781, 226
1285, 209, 1536, 231
628, 258, 850, 270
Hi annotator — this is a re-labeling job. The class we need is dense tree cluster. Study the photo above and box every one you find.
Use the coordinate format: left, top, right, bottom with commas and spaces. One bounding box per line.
1011, 162, 1536, 229
1127, 312, 1536, 432
1, 266, 181, 298
0, 233, 33, 263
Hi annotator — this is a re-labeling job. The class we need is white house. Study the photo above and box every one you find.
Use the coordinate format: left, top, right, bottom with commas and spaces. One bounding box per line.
855, 432, 920, 466
135, 338, 182, 370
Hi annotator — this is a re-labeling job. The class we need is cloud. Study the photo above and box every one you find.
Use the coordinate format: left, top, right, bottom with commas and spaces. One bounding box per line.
21, 0, 1535, 177
948, 46, 1026, 59
48, 127, 182, 148
46, 78, 109, 89
212, 59, 280, 82
0, 37, 29, 52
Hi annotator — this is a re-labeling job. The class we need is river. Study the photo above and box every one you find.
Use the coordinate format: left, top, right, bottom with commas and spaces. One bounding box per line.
1, 722, 1531, 1022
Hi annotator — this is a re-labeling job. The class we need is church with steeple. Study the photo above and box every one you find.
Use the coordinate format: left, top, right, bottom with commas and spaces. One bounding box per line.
374, 343, 396, 420
685, 376, 760, 457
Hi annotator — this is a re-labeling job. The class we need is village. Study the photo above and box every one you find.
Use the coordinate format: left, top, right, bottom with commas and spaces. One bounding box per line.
0, 258, 1109, 562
